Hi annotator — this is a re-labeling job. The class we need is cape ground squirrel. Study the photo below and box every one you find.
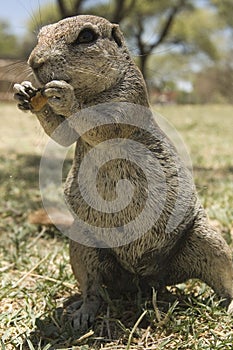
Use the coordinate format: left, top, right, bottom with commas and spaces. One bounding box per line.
14, 15, 233, 331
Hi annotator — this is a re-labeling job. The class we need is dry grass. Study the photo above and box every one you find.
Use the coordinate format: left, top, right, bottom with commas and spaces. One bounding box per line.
0, 103, 233, 349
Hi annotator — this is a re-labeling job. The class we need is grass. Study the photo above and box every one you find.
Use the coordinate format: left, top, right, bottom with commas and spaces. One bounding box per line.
0, 103, 233, 349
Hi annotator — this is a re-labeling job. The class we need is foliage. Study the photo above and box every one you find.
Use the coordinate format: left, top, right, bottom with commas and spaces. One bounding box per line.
171, 8, 220, 60
193, 56, 233, 104
0, 20, 19, 58
27, 2, 60, 33
211, 0, 233, 27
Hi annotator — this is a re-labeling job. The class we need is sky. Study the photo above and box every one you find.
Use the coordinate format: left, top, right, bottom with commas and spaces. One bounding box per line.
1, 0, 55, 36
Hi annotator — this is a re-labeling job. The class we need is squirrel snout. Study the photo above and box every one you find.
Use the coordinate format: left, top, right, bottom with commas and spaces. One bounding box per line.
28, 54, 46, 70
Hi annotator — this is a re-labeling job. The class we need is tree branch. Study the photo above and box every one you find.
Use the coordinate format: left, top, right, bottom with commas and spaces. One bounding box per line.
134, 0, 187, 81
57, 0, 84, 18
135, 15, 146, 56
125, 0, 137, 18
150, 0, 187, 51
112, 0, 136, 23
74, 0, 85, 15
57, 0, 69, 19
112, 0, 125, 23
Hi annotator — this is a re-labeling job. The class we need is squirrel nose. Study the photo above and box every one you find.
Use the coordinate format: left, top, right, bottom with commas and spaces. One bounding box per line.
28, 55, 45, 70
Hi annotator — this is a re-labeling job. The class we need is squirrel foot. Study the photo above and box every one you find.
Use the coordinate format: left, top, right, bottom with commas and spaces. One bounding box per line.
66, 298, 100, 331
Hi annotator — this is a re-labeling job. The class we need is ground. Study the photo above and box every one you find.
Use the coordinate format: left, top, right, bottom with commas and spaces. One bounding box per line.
0, 103, 233, 350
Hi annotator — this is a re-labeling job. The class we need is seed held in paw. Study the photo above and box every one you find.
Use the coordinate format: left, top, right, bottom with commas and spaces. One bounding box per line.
30, 91, 48, 111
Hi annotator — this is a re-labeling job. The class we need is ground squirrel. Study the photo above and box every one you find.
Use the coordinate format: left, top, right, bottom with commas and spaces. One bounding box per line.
14, 15, 233, 331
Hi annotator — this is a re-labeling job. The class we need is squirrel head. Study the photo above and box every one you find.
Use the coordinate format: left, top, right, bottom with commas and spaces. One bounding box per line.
28, 15, 130, 100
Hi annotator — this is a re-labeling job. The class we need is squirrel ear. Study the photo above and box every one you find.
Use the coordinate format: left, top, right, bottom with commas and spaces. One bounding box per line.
111, 25, 123, 47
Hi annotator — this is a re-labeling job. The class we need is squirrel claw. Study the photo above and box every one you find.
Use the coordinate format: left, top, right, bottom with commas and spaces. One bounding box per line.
13, 81, 38, 97
13, 81, 40, 112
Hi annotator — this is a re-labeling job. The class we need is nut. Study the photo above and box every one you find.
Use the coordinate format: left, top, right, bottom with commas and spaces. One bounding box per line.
30, 91, 48, 111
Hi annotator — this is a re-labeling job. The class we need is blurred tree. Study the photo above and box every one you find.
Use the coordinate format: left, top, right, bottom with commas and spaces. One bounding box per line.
123, 0, 191, 80
171, 8, 219, 60
211, 0, 233, 27
26, 1, 221, 76
27, 2, 60, 32
193, 51, 233, 104
0, 20, 19, 58
57, 0, 84, 18
147, 5, 221, 86
81, 0, 195, 80
24, 0, 232, 97
56, 0, 136, 22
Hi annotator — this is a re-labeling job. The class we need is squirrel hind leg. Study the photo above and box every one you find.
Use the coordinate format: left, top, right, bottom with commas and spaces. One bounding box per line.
162, 224, 233, 308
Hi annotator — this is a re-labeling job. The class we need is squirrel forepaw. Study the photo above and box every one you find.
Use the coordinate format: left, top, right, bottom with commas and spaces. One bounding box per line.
13, 81, 38, 111
43, 80, 75, 117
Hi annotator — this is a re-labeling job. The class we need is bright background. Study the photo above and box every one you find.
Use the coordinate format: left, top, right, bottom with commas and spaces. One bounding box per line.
1, 0, 52, 36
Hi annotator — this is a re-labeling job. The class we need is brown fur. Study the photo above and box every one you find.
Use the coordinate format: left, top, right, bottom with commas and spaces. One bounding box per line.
14, 15, 233, 331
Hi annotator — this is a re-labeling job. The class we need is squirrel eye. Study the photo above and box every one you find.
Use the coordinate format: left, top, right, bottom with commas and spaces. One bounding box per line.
75, 28, 98, 44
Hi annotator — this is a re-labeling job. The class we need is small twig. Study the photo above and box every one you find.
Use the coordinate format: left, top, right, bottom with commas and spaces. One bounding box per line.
0, 263, 15, 272
152, 288, 161, 322
140, 325, 151, 348
157, 300, 179, 328
105, 305, 112, 340
16, 271, 74, 289
93, 316, 105, 348
73, 329, 94, 344
27, 226, 46, 249
12, 255, 49, 288
126, 309, 147, 350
